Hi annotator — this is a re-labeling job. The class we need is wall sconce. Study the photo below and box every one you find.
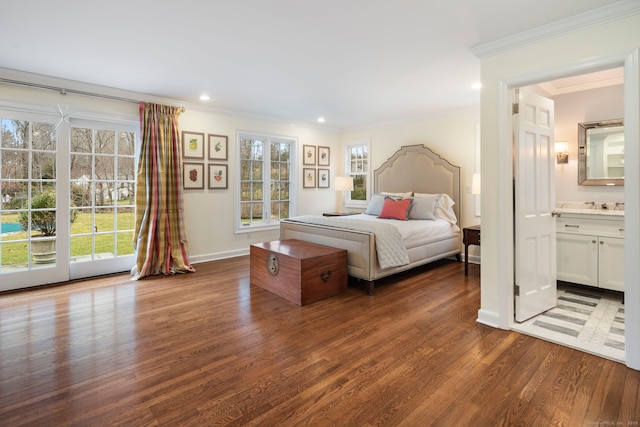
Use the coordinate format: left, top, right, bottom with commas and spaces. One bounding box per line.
471, 173, 481, 195
555, 141, 569, 164
334, 176, 354, 213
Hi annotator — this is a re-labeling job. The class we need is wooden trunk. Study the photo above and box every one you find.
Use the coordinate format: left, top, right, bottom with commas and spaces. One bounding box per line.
250, 239, 348, 305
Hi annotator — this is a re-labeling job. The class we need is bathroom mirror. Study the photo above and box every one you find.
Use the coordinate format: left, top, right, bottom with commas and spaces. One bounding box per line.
578, 119, 624, 186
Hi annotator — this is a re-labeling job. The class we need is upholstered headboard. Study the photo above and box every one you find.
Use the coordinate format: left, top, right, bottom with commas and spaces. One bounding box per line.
373, 144, 461, 225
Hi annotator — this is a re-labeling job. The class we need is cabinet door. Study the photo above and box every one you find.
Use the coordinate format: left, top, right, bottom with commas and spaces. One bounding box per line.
598, 236, 624, 291
556, 233, 598, 286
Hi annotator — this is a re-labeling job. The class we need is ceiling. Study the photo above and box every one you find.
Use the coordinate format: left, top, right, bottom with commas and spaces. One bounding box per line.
0, 0, 634, 129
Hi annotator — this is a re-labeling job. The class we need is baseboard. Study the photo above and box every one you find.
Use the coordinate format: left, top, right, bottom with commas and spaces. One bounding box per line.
189, 248, 249, 264
477, 309, 501, 329
465, 254, 481, 265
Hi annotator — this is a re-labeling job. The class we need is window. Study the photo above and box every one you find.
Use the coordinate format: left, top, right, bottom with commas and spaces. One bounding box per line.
345, 140, 371, 207
236, 131, 296, 232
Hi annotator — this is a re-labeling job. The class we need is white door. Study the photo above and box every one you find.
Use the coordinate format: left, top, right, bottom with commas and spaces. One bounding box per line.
68, 120, 137, 281
0, 111, 137, 291
514, 89, 557, 322
0, 111, 68, 291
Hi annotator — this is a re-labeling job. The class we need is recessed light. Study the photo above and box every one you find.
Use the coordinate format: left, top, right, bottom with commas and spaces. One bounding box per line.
200, 94, 210, 101
317, 117, 326, 123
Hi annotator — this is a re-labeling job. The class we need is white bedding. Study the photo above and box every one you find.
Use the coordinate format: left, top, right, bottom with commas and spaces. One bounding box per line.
336, 214, 460, 249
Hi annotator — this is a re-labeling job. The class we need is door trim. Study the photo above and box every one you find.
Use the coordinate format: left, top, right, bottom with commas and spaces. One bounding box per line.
495, 49, 640, 369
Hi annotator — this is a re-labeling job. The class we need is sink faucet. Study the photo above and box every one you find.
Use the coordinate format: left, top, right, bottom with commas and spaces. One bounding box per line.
601, 202, 608, 209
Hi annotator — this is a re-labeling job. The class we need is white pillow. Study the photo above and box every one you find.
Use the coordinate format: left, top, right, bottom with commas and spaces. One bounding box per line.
414, 193, 457, 224
380, 191, 412, 199
364, 194, 387, 216
408, 194, 440, 220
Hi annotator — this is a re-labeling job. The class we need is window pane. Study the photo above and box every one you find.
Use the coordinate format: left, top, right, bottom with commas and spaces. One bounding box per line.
251, 202, 263, 220
117, 157, 135, 180
251, 161, 262, 180
118, 132, 135, 155
71, 208, 92, 234
252, 182, 263, 200
116, 183, 134, 203
352, 175, 367, 200
1, 241, 28, 270
270, 181, 280, 200
32, 123, 56, 151
70, 154, 92, 180
71, 235, 92, 260
94, 182, 115, 206
240, 159, 250, 180
1, 181, 27, 208
71, 181, 92, 208
95, 208, 115, 233
32, 151, 56, 180
116, 231, 134, 256
95, 155, 114, 180
71, 128, 93, 153
95, 234, 114, 258
240, 202, 251, 221
1, 119, 28, 149
95, 130, 115, 155
280, 163, 289, 180
117, 207, 134, 231
1, 149, 25, 179
240, 182, 251, 202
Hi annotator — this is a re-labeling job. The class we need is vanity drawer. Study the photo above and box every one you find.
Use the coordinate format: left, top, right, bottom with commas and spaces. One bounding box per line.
556, 215, 624, 237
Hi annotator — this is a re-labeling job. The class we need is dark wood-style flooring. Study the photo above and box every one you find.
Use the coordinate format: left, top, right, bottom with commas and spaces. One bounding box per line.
0, 257, 638, 426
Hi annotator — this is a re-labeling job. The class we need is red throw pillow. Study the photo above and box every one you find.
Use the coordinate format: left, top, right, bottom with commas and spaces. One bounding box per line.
378, 197, 413, 220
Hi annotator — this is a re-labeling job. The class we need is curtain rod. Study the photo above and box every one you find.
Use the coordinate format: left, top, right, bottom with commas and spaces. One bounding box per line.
0, 77, 185, 112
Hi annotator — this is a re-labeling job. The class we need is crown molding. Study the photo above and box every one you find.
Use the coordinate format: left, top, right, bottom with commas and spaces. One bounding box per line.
470, 0, 640, 59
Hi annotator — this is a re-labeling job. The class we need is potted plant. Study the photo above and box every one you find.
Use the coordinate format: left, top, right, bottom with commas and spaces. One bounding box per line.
19, 192, 78, 264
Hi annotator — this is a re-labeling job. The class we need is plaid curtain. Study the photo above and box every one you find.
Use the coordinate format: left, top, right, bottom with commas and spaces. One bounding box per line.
132, 102, 195, 279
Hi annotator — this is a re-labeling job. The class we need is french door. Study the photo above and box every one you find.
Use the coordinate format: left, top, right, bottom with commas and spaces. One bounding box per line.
0, 109, 137, 291
68, 120, 137, 281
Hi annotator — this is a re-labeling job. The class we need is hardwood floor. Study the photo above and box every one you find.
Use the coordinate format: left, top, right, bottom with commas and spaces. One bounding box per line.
0, 257, 638, 426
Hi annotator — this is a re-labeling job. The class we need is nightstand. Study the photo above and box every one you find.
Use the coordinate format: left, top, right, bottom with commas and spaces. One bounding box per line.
463, 225, 481, 276
322, 212, 359, 217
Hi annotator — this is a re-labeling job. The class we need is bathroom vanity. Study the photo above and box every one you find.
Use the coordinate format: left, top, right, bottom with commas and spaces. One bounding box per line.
555, 205, 624, 292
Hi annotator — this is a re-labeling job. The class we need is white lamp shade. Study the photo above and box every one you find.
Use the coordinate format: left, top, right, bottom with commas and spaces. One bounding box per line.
334, 176, 354, 192
555, 141, 569, 153
471, 173, 481, 195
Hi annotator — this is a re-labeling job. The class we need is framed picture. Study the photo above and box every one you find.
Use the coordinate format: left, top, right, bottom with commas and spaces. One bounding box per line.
183, 163, 204, 189
318, 146, 330, 166
208, 134, 228, 161
208, 164, 228, 189
182, 131, 205, 159
318, 168, 330, 188
303, 168, 316, 188
303, 144, 316, 165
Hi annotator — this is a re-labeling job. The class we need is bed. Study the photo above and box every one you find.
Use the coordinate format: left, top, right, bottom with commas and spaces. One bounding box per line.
280, 144, 461, 295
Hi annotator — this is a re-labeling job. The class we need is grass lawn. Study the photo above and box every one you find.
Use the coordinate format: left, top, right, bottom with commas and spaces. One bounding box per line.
1, 212, 135, 266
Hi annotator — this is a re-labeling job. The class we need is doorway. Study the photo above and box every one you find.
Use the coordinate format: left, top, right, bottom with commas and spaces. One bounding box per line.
0, 109, 138, 292
510, 68, 627, 362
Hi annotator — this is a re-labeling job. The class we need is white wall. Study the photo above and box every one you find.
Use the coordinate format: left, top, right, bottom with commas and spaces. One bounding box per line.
552, 84, 624, 203
339, 106, 481, 256
178, 109, 340, 262
0, 78, 341, 264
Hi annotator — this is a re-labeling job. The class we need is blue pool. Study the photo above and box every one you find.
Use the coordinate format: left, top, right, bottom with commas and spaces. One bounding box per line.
1, 222, 21, 233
